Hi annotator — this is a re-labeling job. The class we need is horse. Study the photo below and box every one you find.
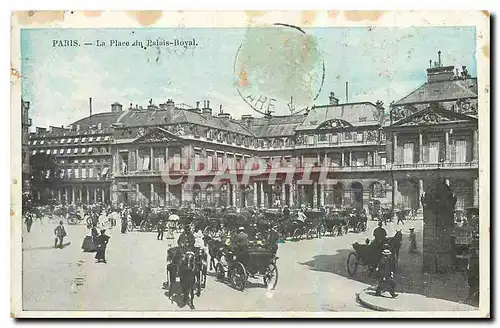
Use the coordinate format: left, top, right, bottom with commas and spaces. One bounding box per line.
178, 251, 197, 309
386, 230, 403, 266
204, 236, 226, 271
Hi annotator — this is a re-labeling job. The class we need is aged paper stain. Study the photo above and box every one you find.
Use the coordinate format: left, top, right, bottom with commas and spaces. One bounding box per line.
482, 45, 489, 59
83, 11, 102, 18
11, 209, 15, 217
481, 10, 490, 18
15, 11, 65, 25
301, 11, 317, 26
327, 11, 339, 19
127, 11, 163, 26
11, 68, 21, 84
343, 10, 385, 22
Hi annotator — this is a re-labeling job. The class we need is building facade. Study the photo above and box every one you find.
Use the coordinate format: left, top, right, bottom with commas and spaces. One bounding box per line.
21, 99, 32, 193
27, 55, 478, 212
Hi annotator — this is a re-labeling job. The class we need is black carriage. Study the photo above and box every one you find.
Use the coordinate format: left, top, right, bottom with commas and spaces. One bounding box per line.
163, 246, 208, 298
324, 210, 348, 236
346, 241, 382, 277
346, 209, 368, 233
215, 246, 278, 291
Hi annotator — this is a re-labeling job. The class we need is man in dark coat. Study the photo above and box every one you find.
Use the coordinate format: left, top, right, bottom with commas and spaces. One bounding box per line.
54, 221, 67, 248
373, 221, 387, 249
25, 214, 33, 233
177, 225, 195, 250
95, 229, 110, 263
157, 218, 166, 240
121, 209, 128, 234
375, 249, 398, 298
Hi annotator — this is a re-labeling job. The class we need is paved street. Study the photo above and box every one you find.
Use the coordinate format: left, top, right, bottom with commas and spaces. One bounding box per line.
21, 218, 470, 312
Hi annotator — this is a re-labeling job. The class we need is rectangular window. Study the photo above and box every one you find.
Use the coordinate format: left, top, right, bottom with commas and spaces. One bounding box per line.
81, 168, 87, 179
356, 133, 363, 142
455, 139, 467, 163
381, 157, 387, 165
67, 138, 72, 143
217, 156, 223, 170
82, 160, 86, 164
74, 168, 79, 178
89, 168, 94, 178
307, 135, 314, 145
403, 142, 414, 164
344, 132, 352, 140
88, 137, 94, 142
88, 159, 94, 164
96, 136, 102, 142
73, 148, 78, 154
81, 137, 87, 143
59, 149, 64, 154
66, 149, 71, 154
428, 142, 440, 163
74, 160, 79, 164
142, 155, 150, 170
40, 140, 45, 145
331, 134, 338, 144
60, 139, 65, 144
88, 147, 93, 153
74, 138, 79, 143
319, 133, 327, 142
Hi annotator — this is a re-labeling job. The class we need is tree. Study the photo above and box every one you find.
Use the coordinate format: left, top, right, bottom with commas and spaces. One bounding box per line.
29, 153, 62, 204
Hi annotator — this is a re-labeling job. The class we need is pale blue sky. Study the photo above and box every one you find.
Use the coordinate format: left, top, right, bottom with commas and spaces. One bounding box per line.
21, 27, 476, 129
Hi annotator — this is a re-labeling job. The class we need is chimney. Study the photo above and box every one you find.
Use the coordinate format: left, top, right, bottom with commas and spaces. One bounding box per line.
76, 124, 80, 132
196, 101, 200, 110
164, 99, 175, 123
48, 126, 53, 133
217, 105, 231, 120
329, 92, 339, 106
241, 114, 254, 126
89, 97, 93, 117
36, 127, 47, 134
426, 51, 454, 83
202, 100, 212, 117
97, 123, 102, 130
111, 102, 123, 112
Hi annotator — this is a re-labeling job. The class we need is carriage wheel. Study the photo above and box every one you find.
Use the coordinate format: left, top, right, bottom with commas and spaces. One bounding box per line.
263, 262, 278, 290
215, 263, 225, 281
292, 228, 302, 240
127, 221, 134, 232
203, 226, 211, 236
346, 252, 359, 277
320, 225, 327, 237
229, 262, 247, 291
139, 220, 147, 232
201, 263, 208, 288
86, 217, 92, 225
196, 270, 202, 297
66, 216, 77, 225
356, 222, 363, 233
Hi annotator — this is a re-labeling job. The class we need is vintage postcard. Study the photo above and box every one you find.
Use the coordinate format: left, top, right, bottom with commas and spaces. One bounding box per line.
10, 11, 490, 318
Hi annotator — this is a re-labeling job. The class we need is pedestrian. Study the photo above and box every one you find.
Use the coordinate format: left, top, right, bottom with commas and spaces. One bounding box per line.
409, 228, 417, 253
375, 249, 398, 298
373, 221, 387, 250
95, 229, 110, 263
396, 210, 405, 225
121, 210, 128, 234
25, 213, 33, 233
157, 218, 165, 240
54, 221, 67, 249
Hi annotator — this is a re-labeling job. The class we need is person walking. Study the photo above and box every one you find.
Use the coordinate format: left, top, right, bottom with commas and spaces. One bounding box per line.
157, 218, 165, 240
120, 209, 128, 234
54, 221, 67, 249
95, 229, 110, 263
396, 210, 405, 225
375, 249, 398, 298
409, 228, 417, 253
25, 213, 33, 233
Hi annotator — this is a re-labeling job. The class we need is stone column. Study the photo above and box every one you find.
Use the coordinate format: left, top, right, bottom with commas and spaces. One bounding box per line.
374, 150, 379, 166
349, 152, 352, 166
181, 183, 186, 206
136, 148, 140, 170
227, 184, 232, 207
64, 188, 68, 204
102, 188, 105, 203
165, 183, 170, 206
150, 183, 154, 204
473, 178, 479, 207
232, 184, 237, 207
150, 147, 154, 170
313, 181, 318, 208
473, 129, 478, 162
72, 188, 76, 204
79, 188, 83, 203
319, 183, 325, 207
136, 183, 140, 203
445, 130, 450, 162
419, 132, 423, 163
392, 179, 398, 208
341, 152, 345, 167
165, 147, 169, 171
253, 182, 258, 207
58, 189, 62, 204
93, 188, 98, 202
289, 183, 295, 207
281, 182, 286, 206
393, 133, 398, 163
418, 179, 424, 213
259, 182, 265, 208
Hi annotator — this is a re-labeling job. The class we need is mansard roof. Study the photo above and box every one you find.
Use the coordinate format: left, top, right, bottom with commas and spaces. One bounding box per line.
393, 78, 477, 106
243, 115, 307, 137
296, 102, 381, 131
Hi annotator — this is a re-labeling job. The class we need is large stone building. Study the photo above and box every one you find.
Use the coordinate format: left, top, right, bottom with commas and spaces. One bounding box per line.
21, 99, 32, 192
27, 54, 478, 213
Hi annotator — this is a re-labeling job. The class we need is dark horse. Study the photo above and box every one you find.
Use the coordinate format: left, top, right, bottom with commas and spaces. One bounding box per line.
386, 230, 403, 267
178, 251, 197, 309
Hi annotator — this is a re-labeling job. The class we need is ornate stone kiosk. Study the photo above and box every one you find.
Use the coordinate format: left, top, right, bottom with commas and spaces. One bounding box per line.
421, 179, 457, 273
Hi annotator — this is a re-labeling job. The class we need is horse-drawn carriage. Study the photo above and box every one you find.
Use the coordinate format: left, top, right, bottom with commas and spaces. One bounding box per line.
215, 245, 278, 291
163, 246, 208, 308
346, 208, 368, 233
324, 210, 348, 236
346, 230, 402, 277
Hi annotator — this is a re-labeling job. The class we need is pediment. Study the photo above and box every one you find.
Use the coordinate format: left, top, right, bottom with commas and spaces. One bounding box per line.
133, 127, 180, 143
392, 105, 477, 127
316, 118, 353, 130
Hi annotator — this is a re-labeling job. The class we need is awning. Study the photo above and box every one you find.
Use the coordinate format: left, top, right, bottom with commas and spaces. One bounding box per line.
101, 167, 109, 176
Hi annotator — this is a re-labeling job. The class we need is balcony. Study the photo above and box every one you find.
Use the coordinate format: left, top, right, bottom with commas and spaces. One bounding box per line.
392, 162, 479, 170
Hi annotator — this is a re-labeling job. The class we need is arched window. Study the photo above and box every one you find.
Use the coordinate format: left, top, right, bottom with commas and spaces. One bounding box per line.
370, 182, 385, 199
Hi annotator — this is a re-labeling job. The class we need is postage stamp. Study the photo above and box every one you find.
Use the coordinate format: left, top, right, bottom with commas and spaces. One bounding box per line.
10, 10, 490, 318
